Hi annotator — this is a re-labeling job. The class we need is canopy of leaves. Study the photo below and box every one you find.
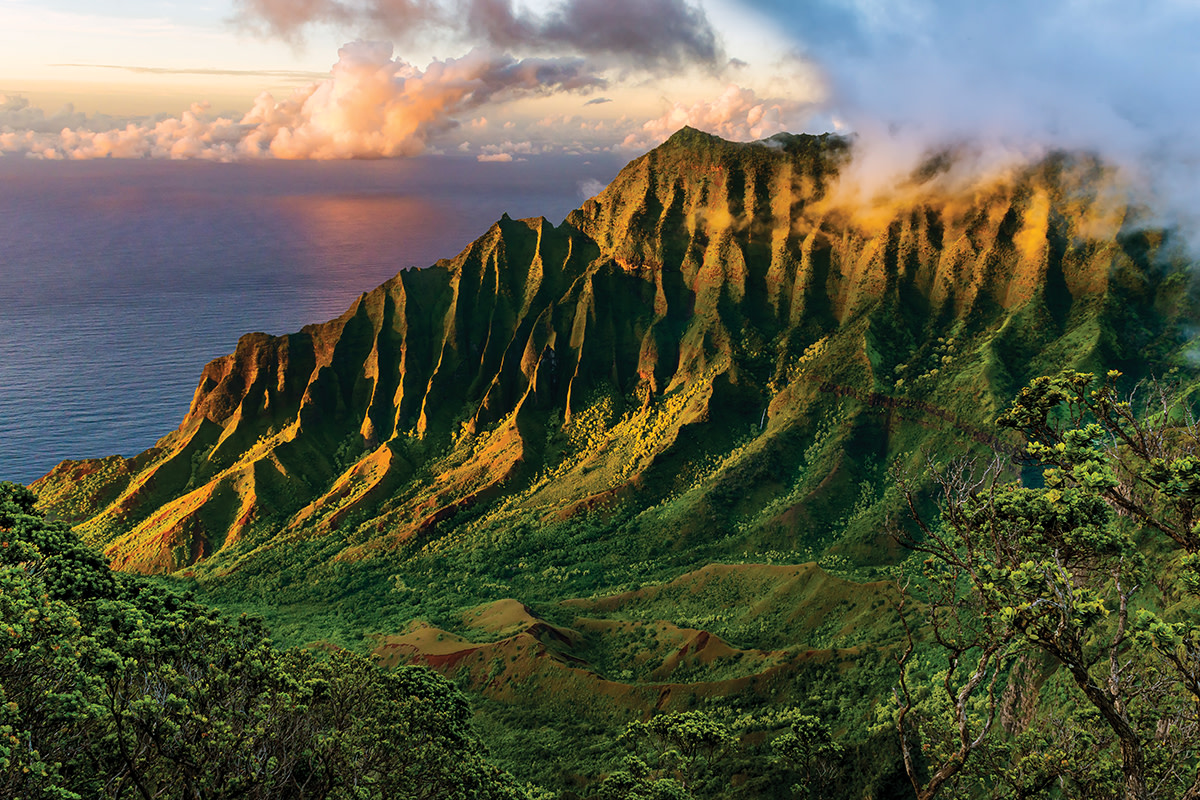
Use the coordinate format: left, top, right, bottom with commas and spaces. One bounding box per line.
0, 481, 538, 800
892, 372, 1200, 800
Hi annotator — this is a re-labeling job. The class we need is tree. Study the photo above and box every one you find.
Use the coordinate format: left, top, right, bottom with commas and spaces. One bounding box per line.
0, 481, 541, 800
615, 711, 733, 795
892, 372, 1200, 800
771, 712, 844, 798
594, 754, 691, 800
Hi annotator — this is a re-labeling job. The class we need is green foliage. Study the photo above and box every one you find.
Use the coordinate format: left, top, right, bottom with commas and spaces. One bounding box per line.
594, 755, 691, 800
619, 710, 735, 790
893, 372, 1200, 800
770, 713, 843, 799
0, 482, 537, 800
599, 710, 746, 799
0, 481, 115, 601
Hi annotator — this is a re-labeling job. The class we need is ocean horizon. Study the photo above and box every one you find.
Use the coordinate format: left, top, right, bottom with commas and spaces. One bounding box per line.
0, 154, 622, 484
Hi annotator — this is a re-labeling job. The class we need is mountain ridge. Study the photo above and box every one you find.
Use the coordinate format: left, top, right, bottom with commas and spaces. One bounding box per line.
34, 128, 1190, 582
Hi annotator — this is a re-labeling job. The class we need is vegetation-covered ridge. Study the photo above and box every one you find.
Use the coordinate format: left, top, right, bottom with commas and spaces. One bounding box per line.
34, 128, 1193, 578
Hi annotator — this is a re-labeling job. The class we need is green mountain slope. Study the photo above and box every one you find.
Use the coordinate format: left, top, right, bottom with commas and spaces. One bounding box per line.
31, 128, 1197, 791
35, 129, 1188, 576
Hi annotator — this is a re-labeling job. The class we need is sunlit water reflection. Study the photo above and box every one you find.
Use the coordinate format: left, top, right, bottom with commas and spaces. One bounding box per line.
0, 155, 621, 483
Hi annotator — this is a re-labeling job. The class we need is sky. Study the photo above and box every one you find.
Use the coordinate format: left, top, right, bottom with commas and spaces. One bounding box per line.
1, 0, 1199, 186
0, 0, 820, 160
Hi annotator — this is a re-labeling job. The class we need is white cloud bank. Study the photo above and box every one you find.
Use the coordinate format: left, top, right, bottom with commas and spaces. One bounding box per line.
0, 42, 600, 160
753, 0, 1200, 234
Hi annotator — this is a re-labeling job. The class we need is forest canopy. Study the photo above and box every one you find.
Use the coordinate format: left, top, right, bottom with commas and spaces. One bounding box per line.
7, 371, 1200, 800
0, 481, 538, 800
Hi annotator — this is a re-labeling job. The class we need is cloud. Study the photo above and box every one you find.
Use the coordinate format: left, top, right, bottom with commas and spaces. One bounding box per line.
579, 178, 607, 198
742, 0, 1200, 236
584, 97, 612, 106
232, 0, 431, 41
0, 42, 602, 160
467, 0, 720, 70
818, 1, 1199, 151
478, 139, 536, 158
622, 84, 815, 150
233, 0, 722, 71
0, 100, 242, 160
0, 94, 126, 134
49, 63, 328, 82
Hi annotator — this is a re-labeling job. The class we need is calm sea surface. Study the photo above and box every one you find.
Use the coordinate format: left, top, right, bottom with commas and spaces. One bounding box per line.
0, 155, 622, 484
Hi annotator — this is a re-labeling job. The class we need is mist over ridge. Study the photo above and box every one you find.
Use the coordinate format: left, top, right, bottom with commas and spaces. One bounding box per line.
752, 0, 1200, 252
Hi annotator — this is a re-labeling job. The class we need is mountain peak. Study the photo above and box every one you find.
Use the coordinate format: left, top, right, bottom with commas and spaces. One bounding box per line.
653, 126, 851, 160
660, 125, 723, 148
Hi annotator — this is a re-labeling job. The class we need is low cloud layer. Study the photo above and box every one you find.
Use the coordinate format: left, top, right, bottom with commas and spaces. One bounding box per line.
235, 0, 721, 71
0, 42, 601, 160
743, 0, 1200, 232
0, 95, 127, 135
775, 0, 1200, 150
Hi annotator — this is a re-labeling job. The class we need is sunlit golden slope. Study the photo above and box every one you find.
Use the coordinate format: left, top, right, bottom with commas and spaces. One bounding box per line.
35, 127, 1192, 574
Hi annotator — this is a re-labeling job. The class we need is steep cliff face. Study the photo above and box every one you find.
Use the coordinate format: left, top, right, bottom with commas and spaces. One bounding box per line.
34, 128, 1190, 575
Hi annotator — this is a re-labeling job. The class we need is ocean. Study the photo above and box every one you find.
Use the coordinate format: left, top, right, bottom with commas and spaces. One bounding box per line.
0, 154, 622, 485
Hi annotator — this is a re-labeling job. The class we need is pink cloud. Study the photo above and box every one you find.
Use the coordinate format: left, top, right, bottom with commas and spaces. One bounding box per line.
0, 42, 602, 160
